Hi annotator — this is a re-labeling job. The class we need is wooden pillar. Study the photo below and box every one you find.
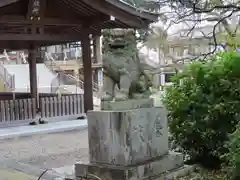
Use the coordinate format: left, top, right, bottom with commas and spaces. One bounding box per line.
28, 44, 38, 100
82, 35, 93, 113
93, 36, 103, 89
93, 36, 102, 63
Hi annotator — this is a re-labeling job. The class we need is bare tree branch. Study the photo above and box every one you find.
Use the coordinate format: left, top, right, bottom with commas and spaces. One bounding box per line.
154, 0, 240, 58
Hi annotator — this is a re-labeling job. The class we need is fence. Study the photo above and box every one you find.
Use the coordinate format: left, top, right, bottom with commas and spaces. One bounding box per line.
39, 94, 84, 118
0, 94, 84, 123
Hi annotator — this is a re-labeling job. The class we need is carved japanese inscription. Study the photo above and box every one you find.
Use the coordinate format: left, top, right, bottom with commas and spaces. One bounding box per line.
153, 114, 163, 137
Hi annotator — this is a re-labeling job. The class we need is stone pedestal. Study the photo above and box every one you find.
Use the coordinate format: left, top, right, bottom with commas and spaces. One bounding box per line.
101, 99, 154, 111
75, 100, 193, 180
88, 106, 168, 166
76, 152, 190, 180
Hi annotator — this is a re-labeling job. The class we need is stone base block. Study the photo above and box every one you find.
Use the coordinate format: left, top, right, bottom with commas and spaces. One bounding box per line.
87, 107, 168, 166
75, 152, 186, 180
101, 98, 154, 110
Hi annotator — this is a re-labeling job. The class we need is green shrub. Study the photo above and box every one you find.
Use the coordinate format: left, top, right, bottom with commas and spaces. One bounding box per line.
163, 52, 240, 168
177, 167, 231, 180
226, 123, 240, 179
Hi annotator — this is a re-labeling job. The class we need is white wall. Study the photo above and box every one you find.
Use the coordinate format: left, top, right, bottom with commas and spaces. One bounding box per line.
4, 64, 58, 93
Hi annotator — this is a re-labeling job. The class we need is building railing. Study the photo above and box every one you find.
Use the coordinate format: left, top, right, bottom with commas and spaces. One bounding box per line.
50, 72, 99, 93
42, 51, 82, 62
45, 54, 99, 93
0, 62, 15, 91
0, 94, 84, 122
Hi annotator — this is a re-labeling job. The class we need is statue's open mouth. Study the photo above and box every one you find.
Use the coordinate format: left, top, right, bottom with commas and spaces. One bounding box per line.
108, 38, 127, 49
109, 43, 126, 49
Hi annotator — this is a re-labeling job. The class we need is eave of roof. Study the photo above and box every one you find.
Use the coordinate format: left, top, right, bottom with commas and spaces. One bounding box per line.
0, 0, 18, 7
0, 0, 158, 25
0, 0, 158, 49
105, 0, 158, 21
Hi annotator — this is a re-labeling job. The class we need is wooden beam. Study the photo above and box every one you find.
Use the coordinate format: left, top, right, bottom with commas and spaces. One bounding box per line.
0, 33, 83, 41
38, 0, 47, 34
26, 0, 39, 34
0, 40, 76, 50
0, 15, 110, 26
39, 0, 46, 18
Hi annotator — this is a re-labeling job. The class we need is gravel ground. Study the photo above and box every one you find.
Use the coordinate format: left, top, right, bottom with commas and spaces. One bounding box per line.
0, 129, 89, 169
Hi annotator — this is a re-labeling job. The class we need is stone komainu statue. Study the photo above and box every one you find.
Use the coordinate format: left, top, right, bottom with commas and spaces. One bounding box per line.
101, 29, 154, 101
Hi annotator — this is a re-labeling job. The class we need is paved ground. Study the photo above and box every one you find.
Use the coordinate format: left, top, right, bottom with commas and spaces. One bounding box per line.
0, 168, 39, 180
0, 119, 87, 140
0, 129, 89, 179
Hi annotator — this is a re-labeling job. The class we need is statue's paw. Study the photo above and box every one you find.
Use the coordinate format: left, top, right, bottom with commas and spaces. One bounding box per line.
115, 93, 128, 101
132, 93, 145, 99
101, 95, 113, 101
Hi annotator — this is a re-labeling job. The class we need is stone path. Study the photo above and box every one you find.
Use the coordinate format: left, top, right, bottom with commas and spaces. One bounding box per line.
0, 129, 89, 179
0, 168, 38, 180
0, 119, 87, 140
